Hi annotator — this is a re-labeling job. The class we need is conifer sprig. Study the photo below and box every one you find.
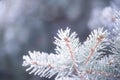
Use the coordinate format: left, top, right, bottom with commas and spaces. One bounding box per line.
23, 27, 120, 80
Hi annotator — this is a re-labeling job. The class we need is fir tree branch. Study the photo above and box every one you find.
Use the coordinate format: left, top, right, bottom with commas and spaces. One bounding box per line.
84, 35, 104, 64
64, 37, 76, 66
22, 27, 120, 80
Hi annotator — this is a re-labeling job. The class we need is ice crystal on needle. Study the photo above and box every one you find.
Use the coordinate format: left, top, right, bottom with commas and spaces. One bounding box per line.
22, 27, 120, 80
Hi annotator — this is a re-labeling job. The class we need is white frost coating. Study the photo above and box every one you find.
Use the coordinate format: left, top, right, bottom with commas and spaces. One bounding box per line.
22, 27, 120, 80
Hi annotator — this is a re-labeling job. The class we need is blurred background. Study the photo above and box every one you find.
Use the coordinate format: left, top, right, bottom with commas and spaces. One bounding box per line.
0, 0, 119, 80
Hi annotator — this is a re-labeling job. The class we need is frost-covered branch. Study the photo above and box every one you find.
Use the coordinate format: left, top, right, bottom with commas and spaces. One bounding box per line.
23, 28, 82, 80
22, 26, 120, 80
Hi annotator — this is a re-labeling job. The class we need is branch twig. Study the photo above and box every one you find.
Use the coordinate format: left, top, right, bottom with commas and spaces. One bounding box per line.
84, 35, 104, 64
